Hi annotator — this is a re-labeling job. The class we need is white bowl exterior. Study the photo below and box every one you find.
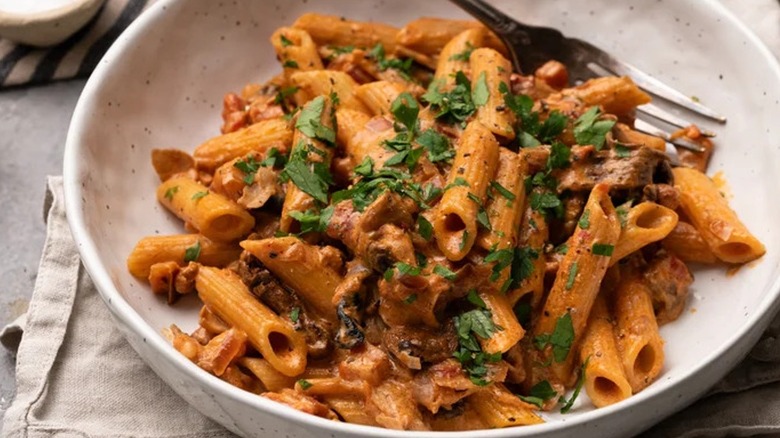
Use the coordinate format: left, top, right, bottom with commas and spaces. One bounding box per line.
64, 1, 780, 437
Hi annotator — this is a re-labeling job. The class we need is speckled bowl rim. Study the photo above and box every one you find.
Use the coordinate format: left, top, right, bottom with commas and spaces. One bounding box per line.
63, 0, 780, 436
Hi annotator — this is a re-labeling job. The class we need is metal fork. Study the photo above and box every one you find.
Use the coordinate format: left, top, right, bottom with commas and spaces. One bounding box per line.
450, 0, 723, 155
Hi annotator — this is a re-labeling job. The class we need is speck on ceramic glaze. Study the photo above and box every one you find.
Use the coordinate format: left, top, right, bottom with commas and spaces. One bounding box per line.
64, 0, 780, 437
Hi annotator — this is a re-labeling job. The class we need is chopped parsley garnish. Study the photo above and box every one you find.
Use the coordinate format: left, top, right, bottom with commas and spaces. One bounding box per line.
368, 43, 413, 80
485, 246, 538, 293
471, 71, 490, 107
417, 215, 433, 240
615, 144, 631, 158
259, 147, 287, 169
416, 128, 454, 163
490, 181, 515, 202
434, 265, 457, 281
574, 107, 615, 150
530, 191, 564, 218
403, 294, 418, 304
476, 208, 492, 231
353, 156, 374, 177
280, 141, 333, 204
453, 308, 502, 386
415, 252, 428, 267
329, 45, 356, 56
444, 177, 469, 190
390, 92, 419, 134
534, 312, 575, 363
273, 86, 299, 113
499, 82, 566, 146
183, 240, 201, 263
297, 379, 313, 390
191, 191, 209, 201
295, 95, 336, 144
279, 34, 293, 47
422, 72, 476, 123
332, 167, 424, 212
548, 141, 571, 170
234, 155, 261, 184
467, 289, 487, 309
383, 93, 425, 170
555, 243, 569, 255
290, 307, 300, 323
592, 243, 615, 256
565, 262, 578, 290
448, 42, 474, 61
519, 380, 558, 408
422, 183, 442, 205
560, 358, 589, 413
283, 59, 299, 69
164, 186, 179, 201
396, 262, 422, 277
288, 206, 333, 234
578, 210, 591, 229
460, 230, 470, 251
616, 201, 632, 228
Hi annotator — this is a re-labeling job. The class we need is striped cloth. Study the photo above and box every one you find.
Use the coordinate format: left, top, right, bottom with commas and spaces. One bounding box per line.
0, 0, 155, 88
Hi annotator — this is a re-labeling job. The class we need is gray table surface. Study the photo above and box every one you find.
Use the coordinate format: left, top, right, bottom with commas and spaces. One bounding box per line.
0, 79, 86, 417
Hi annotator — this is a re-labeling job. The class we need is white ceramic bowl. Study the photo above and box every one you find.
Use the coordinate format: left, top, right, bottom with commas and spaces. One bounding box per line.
64, 1, 780, 437
0, 0, 105, 47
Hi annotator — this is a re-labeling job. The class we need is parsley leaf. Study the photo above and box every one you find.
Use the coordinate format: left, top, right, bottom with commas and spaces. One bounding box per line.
490, 181, 515, 202
297, 379, 313, 390
467, 289, 487, 309
191, 191, 208, 201
615, 144, 631, 158
234, 155, 260, 184
281, 142, 333, 204
592, 243, 614, 256
288, 207, 333, 234
417, 215, 433, 240
574, 107, 616, 150
296, 96, 335, 144
403, 294, 418, 304
390, 92, 419, 134
422, 72, 476, 122
472, 71, 490, 107
444, 177, 469, 191
164, 186, 179, 201
485, 246, 539, 292
416, 128, 454, 163
555, 243, 569, 255
534, 312, 575, 363
290, 307, 300, 323
183, 240, 201, 263
453, 308, 502, 385
560, 358, 589, 413
283, 60, 299, 69
434, 265, 457, 281
279, 34, 293, 47
353, 156, 374, 177
396, 262, 422, 277
519, 380, 558, 408
259, 147, 287, 169
499, 82, 567, 146
530, 191, 564, 218
369, 43, 413, 80
548, 141, 571, 170
616, 204, 630, 228
273, 86, 299, 113
578, 210, 591, 229
448, 42, 474, 61
565, 262, 578, 290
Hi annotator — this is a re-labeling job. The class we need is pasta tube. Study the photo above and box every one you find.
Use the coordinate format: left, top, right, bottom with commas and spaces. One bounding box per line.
290, 70, 368, 112
270, 27, 323, 76
470, 383, 543, 427
433, 121, 499, 261
580, 295, 632, 407
661, 221, 719, 264
240, 237, 343, 320
673, 167, 765, 264
609, 202, 678, 266
479, 291, 524, 354
196, 266, 307, 377
614, 271, 665, 393
533, 184, 620, 386
470, 48, 515, 139
434, 28, 486, 89
476, 149, 526, 251
293, 13, 399, 53
127, 234, 240, 278
193, 118, 293, 172
156, 177, 255, 241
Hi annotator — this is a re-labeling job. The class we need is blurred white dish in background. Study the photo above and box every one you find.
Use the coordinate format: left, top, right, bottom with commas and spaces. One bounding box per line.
0, 0, 105, 47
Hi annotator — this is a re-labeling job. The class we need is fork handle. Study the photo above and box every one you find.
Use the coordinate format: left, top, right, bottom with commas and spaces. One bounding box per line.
448, 0, 518, 35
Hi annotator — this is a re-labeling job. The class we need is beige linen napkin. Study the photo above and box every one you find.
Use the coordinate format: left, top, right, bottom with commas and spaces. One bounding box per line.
1, 177, 234, 438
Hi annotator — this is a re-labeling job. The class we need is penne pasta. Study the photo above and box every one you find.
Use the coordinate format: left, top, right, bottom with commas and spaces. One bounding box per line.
673, 167, 765, 264
476, 149, 526, 252
479, 291, 524, 354
127, 234, 240, 278
396, 17, 506, 57
434, 27, 486, 89
157, 176, 255, 241
661, 221, 719, 264
289, 70, 368, 112
193, 118, 293, 172
610, 202, 678, 266
470, 47, 516, 139
470, 383, 543, 427
293, 13, 399, 53
270, 27, 323, 76
433, 120, 499, 261
196, 266, 307, 377
563, 76, 651, 116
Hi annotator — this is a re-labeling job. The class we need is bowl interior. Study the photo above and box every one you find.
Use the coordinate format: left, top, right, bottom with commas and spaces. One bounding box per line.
66, 0, 780, 435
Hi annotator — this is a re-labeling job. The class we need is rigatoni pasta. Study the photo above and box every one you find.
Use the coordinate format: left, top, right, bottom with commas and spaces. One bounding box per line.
127, 12, 763, 432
